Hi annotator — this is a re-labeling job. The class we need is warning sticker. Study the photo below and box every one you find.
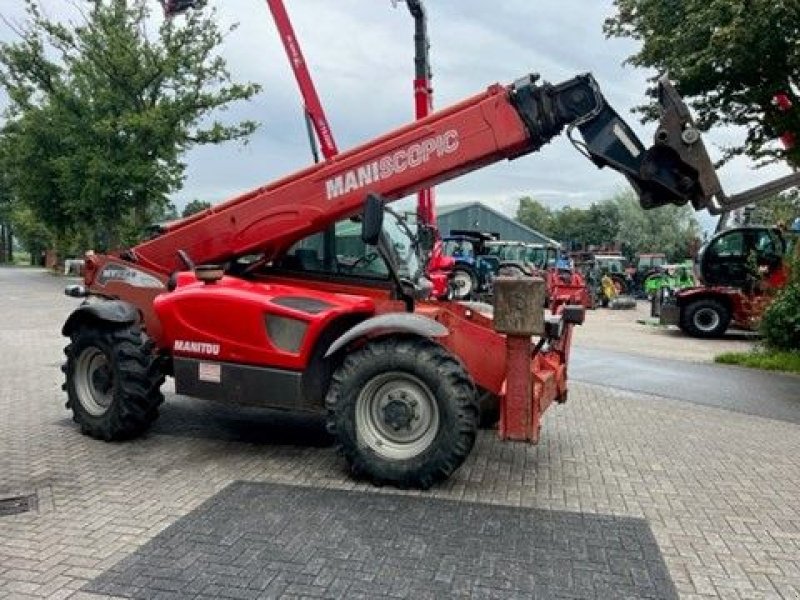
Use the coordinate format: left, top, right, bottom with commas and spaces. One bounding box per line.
198, 362, 221, 384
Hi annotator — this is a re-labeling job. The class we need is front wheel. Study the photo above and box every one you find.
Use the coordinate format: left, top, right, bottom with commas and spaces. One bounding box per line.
450, 267, 478, 300
63, 324, 165, 440
680, 299, 731, 338
325, 337, 479, 489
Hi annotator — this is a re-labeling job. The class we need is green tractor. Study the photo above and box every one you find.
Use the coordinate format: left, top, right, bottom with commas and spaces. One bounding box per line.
642, 261, 696, 299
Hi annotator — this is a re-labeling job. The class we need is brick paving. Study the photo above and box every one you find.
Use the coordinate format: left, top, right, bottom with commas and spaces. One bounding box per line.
86, 481, 676, 599
2, 268, 800, 599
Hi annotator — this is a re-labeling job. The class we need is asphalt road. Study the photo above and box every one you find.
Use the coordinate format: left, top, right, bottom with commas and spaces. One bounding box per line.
571, 346, 800, 424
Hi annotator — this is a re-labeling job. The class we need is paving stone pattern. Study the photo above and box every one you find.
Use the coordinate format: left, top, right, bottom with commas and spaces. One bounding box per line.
85, 481, 677, 599
1, 268, 800, 599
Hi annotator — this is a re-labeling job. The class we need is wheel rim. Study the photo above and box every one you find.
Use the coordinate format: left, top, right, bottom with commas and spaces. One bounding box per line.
355, 372, 440, 461
693, 307, 721, 332
74, 347, 114, 417
451, 270, 473, 298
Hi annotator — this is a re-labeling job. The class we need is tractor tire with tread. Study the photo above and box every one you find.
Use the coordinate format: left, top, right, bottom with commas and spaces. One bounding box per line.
680, 299, 731, 338
325, 337, 478, 489
451, 266, 478, 300
62, 324, 165, 441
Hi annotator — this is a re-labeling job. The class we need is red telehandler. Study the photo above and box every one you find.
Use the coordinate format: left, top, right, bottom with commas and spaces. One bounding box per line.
659, 90, 799, 338
64, 5, 799, 488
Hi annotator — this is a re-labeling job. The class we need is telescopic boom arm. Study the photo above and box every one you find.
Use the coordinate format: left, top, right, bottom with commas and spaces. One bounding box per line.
126, 72, 732, 277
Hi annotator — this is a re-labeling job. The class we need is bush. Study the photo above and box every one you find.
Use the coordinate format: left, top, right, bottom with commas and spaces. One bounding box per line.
716, 350, 800, 374
761, 256, 800, 351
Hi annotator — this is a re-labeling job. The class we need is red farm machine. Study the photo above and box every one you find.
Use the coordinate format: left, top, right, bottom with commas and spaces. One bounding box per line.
659, 224, 796, 337
63, 3, 800, 488
659, 89, 799, 338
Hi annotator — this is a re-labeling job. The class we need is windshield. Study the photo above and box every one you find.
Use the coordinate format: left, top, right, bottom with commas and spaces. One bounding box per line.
443, 239, 475, 259
383, 209, 422, 281
525, 246, 548, 268
596, 257, 625, 273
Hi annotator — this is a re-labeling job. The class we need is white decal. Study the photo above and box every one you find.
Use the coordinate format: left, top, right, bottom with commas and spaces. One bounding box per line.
198, 362, 221, 383
97, 264, 165, 289
174, 340, 221, 356
325, 130, 460, 200
613, 123, 641, 158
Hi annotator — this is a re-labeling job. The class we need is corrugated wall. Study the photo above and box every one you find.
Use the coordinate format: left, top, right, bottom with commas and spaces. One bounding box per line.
437, 205, 551, 244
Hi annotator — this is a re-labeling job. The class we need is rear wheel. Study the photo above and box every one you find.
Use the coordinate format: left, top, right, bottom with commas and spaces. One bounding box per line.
325, 337, 479, 489
451, 267, 478, 299
63, 324, 165, 440
680, 299, 730, 338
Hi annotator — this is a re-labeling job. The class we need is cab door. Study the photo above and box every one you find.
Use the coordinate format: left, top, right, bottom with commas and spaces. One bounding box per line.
702, 230, 749, 287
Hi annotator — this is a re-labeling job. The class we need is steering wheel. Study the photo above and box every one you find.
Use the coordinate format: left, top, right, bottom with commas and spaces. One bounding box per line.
346, 252, 380, 272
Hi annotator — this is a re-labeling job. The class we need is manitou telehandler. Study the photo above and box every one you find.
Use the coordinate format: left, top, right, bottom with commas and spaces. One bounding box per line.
659, 224, 796, 337
61, 11, 800, 486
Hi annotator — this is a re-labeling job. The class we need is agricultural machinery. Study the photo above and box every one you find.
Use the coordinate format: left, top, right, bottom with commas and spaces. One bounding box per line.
660, 225, 796, 337
575, 253, 632, 308
441, 230, 498, 299
642, 261, 695, 298
62, 4, 800, 488
483, 241, 590, 308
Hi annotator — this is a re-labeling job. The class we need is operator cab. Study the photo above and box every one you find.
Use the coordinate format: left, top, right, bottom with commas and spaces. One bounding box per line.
696, 226, 786, 288
265, 196, 427, 309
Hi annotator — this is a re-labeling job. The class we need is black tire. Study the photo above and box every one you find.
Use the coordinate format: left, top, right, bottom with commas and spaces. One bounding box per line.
451, 266, 478, 300
680, 299, 730, 338
325, 337, 479, 489
62, 324, 165, 440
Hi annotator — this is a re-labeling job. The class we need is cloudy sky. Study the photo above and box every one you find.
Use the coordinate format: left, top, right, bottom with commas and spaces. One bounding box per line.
0, 0, 792, 226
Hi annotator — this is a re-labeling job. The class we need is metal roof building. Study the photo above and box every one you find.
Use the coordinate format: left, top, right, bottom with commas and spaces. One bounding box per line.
436, 202, 558, 245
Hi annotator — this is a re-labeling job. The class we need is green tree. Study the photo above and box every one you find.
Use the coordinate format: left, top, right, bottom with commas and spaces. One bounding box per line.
748, 190, 800, 227
612, 190, 701, 261
515, 197, 552, 233
182, 199, 212, 218
0, 0, 261, 251
546, 202, 620, 249
10, 205, 54, 264
605, 0, 800, 167
761, 254, 800, 351
0, 171, 12, 263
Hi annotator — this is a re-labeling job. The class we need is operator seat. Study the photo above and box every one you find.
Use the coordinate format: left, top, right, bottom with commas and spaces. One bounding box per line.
294, 248, 323, 272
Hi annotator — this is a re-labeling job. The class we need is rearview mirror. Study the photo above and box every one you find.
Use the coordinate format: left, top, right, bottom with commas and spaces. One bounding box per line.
361, 194, 385, 246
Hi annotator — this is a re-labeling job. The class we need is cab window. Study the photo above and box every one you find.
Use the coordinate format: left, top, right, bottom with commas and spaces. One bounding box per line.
710, 231, 745, 257
444, 239, 475, 259
752, 230, 780, 256
277, 219, 388, 279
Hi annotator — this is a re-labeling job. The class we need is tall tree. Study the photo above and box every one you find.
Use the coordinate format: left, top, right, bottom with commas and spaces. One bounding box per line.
515, 197, 552, 233
182, 199, 212, 218
612, 190, 701, 261
748, 190, 800, 228
605, 0, 800, 167
0, 0, 261, 250
0, 170, 12, 263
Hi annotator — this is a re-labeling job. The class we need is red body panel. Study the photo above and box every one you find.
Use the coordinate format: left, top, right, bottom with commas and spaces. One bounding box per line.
675, 284, 781, 331
545, 268, 591, 309
154, 274, 374, 369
